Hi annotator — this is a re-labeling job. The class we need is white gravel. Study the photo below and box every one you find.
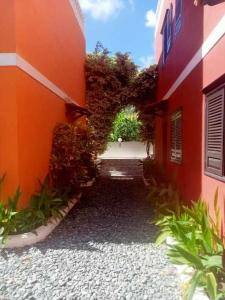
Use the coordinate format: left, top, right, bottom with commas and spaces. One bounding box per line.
0, 173, 181, 300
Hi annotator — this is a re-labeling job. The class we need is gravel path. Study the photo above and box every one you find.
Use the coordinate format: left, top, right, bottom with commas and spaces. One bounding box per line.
0, 161, 181, 300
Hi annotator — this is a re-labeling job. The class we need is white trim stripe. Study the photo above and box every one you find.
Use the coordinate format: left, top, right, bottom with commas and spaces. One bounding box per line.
0, 53, 79, 106
0, 53, 16, 66
163, 14, 225, 99
69, 0, 85, 36
155, 0, 165, 37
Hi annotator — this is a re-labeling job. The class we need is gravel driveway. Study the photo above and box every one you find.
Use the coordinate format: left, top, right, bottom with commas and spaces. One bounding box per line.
0, 161, 181, 300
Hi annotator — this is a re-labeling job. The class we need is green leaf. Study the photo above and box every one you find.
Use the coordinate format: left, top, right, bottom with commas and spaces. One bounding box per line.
202, 255, 222, 269
155, 231, 171, 246
36, 210, 45, 220
173, 245, 204, 269
206, 272, 218, 300
0, 227, 4, 235
185, 271, 202, 300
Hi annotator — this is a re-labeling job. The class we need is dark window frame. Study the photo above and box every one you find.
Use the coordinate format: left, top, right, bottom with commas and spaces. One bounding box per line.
170, 109, 183, 164
205, 83, 225, 181
175, 0, 182, 34
162, 7, 173, 64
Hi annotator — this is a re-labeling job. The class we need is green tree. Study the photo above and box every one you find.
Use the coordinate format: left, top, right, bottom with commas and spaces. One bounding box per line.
110, 106, 142, 141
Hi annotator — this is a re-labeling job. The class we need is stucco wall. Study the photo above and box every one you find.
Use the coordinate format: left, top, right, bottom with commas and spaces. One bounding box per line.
155, 0, 225, 212
0, 0, 86, 206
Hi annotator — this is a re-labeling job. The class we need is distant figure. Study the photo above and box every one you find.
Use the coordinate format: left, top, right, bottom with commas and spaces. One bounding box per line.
118, 137, 122, 147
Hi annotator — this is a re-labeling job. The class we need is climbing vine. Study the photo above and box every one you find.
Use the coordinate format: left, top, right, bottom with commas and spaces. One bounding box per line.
86, 42, 158, 154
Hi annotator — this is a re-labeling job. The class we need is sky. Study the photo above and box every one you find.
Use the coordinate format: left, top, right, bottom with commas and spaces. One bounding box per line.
79, 0, 158, 69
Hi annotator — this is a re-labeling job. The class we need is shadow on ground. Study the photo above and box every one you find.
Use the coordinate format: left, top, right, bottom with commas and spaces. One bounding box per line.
3, 177, 157, 257
0, 160, 181, 300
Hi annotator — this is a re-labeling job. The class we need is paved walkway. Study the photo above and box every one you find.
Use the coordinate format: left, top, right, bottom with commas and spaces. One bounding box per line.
0, 160, 181, 300
100, 159, 143, 179
99, 142, 149, 159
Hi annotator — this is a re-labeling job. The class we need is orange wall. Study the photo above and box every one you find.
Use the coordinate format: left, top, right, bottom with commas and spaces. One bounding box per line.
0, 0, 86, 206
16, 69, 67, 206
0, 0, 15, 52
0, 68, 19, 203
15, 0, 85, 104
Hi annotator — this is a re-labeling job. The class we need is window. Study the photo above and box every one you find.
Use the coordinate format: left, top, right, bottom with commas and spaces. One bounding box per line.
175, 0, 182, 34
195, 0, 225, 6
171, 110, 182, 163
162, 7, 173, 63
205, 85, 225, 178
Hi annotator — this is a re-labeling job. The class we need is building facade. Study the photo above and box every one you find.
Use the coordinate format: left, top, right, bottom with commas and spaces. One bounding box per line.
155, 0, 225, 215
0, 0, 86, 206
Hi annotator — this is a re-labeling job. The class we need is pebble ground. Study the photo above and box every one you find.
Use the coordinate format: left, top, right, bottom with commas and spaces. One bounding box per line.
0, 160, 181, 300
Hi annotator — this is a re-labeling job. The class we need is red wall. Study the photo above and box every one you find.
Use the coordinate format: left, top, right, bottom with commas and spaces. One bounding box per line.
156, 0, 204, 100
155, 0, 225, 210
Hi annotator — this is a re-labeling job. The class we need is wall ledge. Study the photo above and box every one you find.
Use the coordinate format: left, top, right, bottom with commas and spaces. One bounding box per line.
0, 193, 82, 249
0, 53, 81, 107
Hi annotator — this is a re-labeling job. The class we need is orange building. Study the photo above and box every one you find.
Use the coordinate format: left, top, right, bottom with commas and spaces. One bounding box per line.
0, 0, 86, 206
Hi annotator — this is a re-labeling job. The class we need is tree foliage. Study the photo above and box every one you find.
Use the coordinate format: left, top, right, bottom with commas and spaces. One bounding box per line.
110, 107, 142, 142
86, 42, 158, 154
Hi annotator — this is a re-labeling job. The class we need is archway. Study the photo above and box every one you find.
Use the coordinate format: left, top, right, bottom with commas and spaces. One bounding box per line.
86, 43, 157, 158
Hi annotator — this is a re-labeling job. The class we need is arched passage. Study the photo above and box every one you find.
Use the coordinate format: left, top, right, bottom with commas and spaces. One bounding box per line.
86, 44, 157, 158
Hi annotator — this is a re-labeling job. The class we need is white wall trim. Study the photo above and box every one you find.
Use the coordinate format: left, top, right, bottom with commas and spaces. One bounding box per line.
163, 14, 225, 100
69, 0, 85, 37
0, 53, 79, 106
0, 53, 17, 66
155, 0, 165, 37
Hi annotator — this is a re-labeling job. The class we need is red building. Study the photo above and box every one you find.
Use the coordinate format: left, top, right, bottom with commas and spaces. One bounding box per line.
154, 0, 225, 216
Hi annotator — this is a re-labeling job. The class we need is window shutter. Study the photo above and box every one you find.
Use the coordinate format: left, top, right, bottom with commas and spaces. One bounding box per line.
171, 111, 182, 162
205, 88, 225, 176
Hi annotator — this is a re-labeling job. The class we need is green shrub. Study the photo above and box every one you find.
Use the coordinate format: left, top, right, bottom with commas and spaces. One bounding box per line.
0, 175, 21, 243
0, 176, 70, 243
155, 191, 225, 300
15, 177, 69, 234
50, 122, 97, 196
110, 107, 142, 142
144, 160, 225, 299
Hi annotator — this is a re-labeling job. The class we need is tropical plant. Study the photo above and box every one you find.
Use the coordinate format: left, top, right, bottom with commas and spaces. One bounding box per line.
155, 194, 225, 300
0, 174, 71, 242
0, 181, 21, 243
110, 107, 142, 141
15, 177, 68, 233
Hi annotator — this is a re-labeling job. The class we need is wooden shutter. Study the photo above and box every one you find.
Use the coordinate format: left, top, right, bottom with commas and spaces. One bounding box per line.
205, 88, 225, 176
171, 111, 182, 162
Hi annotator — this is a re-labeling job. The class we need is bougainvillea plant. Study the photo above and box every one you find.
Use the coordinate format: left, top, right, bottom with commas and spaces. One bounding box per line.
86, 42, 158, 154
